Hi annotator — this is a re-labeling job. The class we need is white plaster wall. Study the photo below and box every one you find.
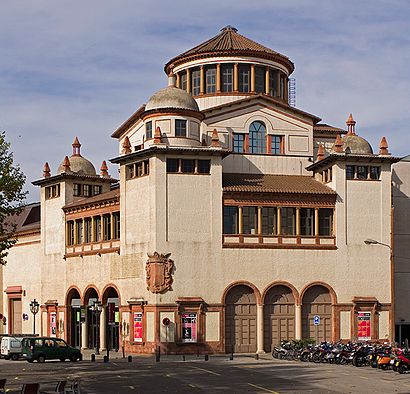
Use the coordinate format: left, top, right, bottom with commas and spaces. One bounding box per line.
146, 312, 155, 342
205, 311, 220, 341
159, 312, 175, 342
340, 311, 351, 339
379, 311, 390, 340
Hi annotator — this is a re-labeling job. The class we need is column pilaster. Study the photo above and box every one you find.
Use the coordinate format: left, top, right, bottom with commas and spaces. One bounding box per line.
257, 304, 264, 353
295, 304, 302, 340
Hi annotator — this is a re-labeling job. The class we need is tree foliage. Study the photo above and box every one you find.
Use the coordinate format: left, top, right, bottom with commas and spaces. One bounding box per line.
0, 131, 27, 265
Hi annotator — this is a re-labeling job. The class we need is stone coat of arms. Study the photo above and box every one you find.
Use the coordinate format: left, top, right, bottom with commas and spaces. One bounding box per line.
145, 252, 174, 293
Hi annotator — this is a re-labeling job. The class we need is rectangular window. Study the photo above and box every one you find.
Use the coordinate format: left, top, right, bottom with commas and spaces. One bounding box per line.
180, 72, 187, 91
166, 158, 179, 173
239, 64, 250, 93
346, 165, 355, 179
280, 75, 285, 99
45, 184, 60, 200
83, 184, 90, 197
221, 64, 233, 92
269, 69, 278, 96
271, 135, 282, 155
261, 207, 276, 235
84, 218, 92, 243
144, 159, 150, 175
67, 221, 74, 246
191, 68, 200, 96
205, 67, 216, 94
181, 313, 197, 343
319, 208, 333, 236
145, 121, 152, 140
197, 160, 211, 174
73, 183, 80, 196
233, 133, 244, 153
136, 162, 144, 177
75, 220, 83, 244
126, 164, 135, 179
175, 119, 187, 137
93, 185, 101, 196
223, 206, 238, 234
181, 159, 195, 173
242, 206, 258, 234
357, 165, 368, 179
113, 212, 120, 239
300, 208, 315, 236
255, 66, 265, 93
94, 216, 102, 242
281, 207, 296, 235
103, 214, 111, 241
370, 166, 380, 180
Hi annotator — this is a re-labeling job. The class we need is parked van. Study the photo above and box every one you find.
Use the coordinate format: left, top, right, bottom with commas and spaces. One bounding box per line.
21, 337, 81, 363
0, 336, 24, 360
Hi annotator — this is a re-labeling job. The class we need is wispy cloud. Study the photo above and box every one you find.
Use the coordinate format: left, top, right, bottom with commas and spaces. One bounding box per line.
1, 0, 409, 200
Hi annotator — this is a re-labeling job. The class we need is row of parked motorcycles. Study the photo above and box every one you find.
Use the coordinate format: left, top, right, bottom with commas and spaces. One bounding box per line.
272, 340, 410, 374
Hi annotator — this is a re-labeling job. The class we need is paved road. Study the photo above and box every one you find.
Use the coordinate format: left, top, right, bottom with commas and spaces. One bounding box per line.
1, 354, 410, 393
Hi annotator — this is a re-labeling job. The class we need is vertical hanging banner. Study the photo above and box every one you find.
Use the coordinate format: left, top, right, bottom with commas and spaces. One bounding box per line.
357, 312, 371, 340
133, 312, 143, 343
182, 313, 197, 343
50, 312, 57, 337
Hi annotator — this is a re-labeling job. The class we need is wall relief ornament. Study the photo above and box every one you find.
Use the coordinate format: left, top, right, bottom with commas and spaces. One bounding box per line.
146, 252, 174, 294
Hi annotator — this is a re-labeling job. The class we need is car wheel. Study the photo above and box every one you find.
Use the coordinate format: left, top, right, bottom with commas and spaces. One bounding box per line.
70, 354, 78, 362
37, 355, 46, 363
11, 354, 19, 361
27, 359, 34, 363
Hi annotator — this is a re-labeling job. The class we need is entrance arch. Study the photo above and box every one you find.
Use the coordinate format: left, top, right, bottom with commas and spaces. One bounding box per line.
102, 286, 120, 351
225, 284, 257, 353
66, 287, 82, 348
263, 285, 295, 351
84, 287, 99, 349
302, 285, 332, 342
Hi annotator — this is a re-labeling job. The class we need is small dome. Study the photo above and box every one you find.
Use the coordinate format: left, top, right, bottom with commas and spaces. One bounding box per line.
58, 155, 96, 176
145, 84, 199, 112
342, 135, 373, 155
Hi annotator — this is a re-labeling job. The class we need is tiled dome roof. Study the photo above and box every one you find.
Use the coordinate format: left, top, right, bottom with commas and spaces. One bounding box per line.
165, 26, 294, 74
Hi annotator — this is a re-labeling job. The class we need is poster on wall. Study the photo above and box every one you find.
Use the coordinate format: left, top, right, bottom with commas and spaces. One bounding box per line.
50, 312, 57, 337
182, 313, 197, 343
357, 312, 371, 340
133, 312, 143, 343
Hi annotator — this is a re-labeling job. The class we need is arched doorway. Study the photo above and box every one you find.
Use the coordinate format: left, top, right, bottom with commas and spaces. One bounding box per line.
302, 285, 332, 342
66, 288, 82, 348
225, 285, 257, 353
102, 287, 120, 351
264, 285, 295, 351
84, 287, 99, 349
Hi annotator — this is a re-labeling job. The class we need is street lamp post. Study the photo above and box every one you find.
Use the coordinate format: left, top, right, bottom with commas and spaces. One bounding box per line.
364, 238, 394, 342
91, 301, 102, 355
29, 299, 40, 335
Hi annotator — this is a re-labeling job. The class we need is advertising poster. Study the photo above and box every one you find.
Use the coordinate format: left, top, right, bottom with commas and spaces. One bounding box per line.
357, 312, 371, 340
182, 313, 197, 343
133, 312, 143, 343
50, 312, 57, 337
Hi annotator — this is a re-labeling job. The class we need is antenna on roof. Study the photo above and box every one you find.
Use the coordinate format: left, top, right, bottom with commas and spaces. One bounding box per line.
289, 78, 296, 107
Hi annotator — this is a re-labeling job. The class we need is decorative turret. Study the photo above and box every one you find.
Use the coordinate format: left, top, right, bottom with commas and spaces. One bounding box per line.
346, 114, 356, 136
43, 162, 51, 178
332, 135, 344, 153
100, 161, 109, 177
317, 143, 325, 161
122, 136, 132, 154
153, 126, 162, 144
379, 137, 390, 155
72, 137, 81, 156
211, 129, 220, 147
62, 156, 71, 172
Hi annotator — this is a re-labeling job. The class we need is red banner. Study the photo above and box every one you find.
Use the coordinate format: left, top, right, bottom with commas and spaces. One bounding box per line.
133, 312, 143, 343
358, 312, 371, 340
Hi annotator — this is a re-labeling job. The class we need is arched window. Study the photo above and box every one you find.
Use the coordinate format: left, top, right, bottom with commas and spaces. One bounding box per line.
249, 121, 266, 154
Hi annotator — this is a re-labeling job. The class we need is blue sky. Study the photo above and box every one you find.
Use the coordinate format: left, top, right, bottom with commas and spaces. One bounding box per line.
1, 0, 410, 201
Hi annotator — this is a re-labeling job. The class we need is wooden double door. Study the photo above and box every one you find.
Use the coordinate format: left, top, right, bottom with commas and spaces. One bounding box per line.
225, 285, 257, 353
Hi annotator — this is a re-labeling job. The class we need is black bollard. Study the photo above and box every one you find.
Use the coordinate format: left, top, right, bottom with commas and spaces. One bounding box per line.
182, 354, 186, 361
103, 356, 108, 363
156, 346, 160, 362
128, 355, 132, 363
205, 354, 209, 361
91, 354, 96, 362
229, 353, 233, 360
255, 353, 259, 360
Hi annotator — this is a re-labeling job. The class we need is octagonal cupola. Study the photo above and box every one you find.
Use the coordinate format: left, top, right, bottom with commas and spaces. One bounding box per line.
164, 26, 294, 109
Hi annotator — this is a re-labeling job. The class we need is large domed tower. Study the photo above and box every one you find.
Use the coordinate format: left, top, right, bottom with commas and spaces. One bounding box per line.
165, 26, 294, 110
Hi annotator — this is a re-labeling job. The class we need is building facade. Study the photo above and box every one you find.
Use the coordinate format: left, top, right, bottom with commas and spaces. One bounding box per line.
1, 26, 408, 353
